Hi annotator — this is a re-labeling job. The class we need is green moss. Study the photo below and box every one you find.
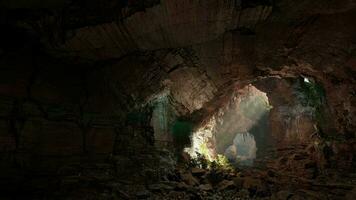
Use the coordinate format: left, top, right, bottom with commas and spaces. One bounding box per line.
189, 152, 234, 171
199, 143, 210, 158
215, 154, 234, 171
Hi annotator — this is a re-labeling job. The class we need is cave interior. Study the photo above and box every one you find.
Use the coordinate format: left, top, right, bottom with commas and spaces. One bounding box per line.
0, 0, 355, 199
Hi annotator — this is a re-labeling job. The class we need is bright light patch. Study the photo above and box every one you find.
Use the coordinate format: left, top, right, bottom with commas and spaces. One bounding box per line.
304, 77, 311, 83
184, 116, 217, 161
225, 132, 257, 166
185, 85, 271, 166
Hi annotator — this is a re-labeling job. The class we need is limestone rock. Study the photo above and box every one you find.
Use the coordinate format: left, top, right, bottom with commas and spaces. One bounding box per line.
274, 190, 294, 200
217, 180, 235, 191
136, 190, 151, 199
242, 177, 262, 190
346, 187, 356, 200
181, 172, 199, 186
191, 168, 206, 176
148, 183, 173, 191
199, 183, 213, 191
233, 177, 244, 188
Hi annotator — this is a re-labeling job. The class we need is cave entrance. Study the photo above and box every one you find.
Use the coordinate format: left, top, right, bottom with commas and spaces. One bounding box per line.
186, 84, 272, 166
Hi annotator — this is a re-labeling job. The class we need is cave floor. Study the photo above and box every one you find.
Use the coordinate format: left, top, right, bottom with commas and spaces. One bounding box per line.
136, 145, 356, 200
1, 145, 355, 200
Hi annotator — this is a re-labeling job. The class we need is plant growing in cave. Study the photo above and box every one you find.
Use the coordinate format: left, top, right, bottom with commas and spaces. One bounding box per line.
215, 154, 234, 171
188, 152, 208, 169
206, 155, 234, 185
189, 152, 234, 171
199, 143, 210, 159
206, 162, 225, 185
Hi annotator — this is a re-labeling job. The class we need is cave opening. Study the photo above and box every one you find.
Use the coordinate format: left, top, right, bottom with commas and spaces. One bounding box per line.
185, 84, 273, 167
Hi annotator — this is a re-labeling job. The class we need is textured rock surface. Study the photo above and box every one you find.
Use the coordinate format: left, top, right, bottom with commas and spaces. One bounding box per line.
0, 0, 355, 199
50, 0, 273, 60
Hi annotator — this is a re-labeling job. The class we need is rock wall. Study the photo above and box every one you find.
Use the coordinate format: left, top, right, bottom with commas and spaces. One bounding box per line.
0, 52, 158, 197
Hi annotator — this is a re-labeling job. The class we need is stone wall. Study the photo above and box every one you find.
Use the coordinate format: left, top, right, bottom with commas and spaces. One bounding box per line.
0, 53, 150, 197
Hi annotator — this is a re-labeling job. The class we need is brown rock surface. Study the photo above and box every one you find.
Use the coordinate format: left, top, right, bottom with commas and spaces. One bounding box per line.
0, 0, 355, 199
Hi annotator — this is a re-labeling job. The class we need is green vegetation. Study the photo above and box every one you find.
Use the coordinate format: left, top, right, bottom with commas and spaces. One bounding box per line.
189, 152, 234, 171
214, 154, 234, 171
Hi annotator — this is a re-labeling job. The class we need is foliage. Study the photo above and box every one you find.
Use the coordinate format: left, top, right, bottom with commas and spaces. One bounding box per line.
214, 154, 235, 171
199, 143, 210, 159
188, 152, 208, 169
189, 152, 234, 171
206, 162, 224, 185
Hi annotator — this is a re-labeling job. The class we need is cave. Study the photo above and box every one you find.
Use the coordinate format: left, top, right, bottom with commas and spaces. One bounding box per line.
0, 0, 356, 199
185, 84, 272, 166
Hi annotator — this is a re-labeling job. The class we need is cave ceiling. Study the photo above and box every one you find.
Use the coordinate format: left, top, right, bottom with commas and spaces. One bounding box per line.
0, 0, 355, 132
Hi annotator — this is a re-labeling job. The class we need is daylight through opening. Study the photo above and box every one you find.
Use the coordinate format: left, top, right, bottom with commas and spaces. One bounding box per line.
185, 84, 272, 166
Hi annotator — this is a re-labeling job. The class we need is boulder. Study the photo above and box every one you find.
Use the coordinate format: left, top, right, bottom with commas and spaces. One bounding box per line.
233, 177, 244, 188
346, 187, 356, 200
191, 168, 206, 176
136, 190, 151, 199
176, 182, 190, 190
199, 183, 213, 191
242, 177, 262, 190
274, 190, 294, 200
181, 172, 199, 186
217, 180, 235, 191
148, 183, 173, 191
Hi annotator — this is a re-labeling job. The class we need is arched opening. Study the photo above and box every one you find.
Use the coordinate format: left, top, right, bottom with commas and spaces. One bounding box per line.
185, 84, 273, 166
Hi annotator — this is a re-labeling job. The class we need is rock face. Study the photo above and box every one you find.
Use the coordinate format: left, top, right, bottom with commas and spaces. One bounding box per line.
50, 0, 273, 60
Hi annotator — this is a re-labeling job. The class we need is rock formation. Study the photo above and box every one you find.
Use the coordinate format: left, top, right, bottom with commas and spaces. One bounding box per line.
0, 0, 355, 199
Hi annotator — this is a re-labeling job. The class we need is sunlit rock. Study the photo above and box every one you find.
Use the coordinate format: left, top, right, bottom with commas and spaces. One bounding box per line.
225, 132, 257, 166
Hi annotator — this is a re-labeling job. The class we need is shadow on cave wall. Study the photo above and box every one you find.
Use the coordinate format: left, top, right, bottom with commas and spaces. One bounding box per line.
248, 111, 275, 161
